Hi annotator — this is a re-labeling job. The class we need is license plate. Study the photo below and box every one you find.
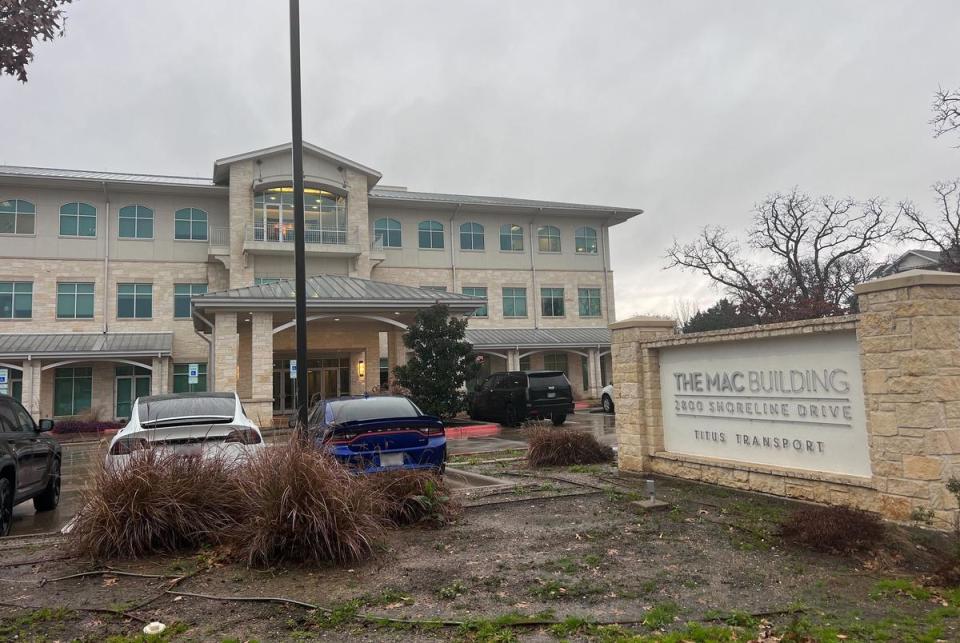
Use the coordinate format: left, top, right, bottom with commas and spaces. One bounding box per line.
547, 392, 556, 398
380, 453, 404, 467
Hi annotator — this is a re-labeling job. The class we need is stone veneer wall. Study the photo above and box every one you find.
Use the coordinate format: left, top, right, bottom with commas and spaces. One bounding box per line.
612, 271, 960, 527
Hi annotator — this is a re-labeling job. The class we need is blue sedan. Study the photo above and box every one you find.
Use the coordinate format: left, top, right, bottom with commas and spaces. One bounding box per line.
307, 396, 446, 473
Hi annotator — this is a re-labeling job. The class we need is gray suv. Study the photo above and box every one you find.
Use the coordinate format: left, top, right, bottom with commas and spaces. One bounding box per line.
0, 395, 60, 536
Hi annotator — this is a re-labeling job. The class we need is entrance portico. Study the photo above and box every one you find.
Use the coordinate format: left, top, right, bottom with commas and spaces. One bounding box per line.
192, 274, 485, 425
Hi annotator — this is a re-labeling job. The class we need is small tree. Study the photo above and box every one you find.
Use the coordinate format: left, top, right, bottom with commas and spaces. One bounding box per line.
683, 299, 755, 333
394, 304, 480, 419
1, 0, 73, 82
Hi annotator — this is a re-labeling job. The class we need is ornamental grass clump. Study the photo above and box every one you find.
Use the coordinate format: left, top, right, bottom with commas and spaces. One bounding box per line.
526, 423, 614, 467
71, 449, 245, 559
237, 440, 386, 566
368, 469, 460, 528
779, 504, 885, 554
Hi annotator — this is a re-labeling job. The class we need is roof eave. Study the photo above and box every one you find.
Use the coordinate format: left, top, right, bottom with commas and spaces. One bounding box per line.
212, 142, 382, 186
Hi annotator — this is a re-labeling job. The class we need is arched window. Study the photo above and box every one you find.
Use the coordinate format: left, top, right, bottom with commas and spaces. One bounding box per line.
459, 222, 484, 250
59, 202, 96, 237
537, 225, 561, 252
118, 205, 153, 239
0, 199, 35, 235
418, 220, 444, 249
575, 226, 598, 254
374, 218, 401, 247
175, 207, 208, 240
499, 224, 524, 251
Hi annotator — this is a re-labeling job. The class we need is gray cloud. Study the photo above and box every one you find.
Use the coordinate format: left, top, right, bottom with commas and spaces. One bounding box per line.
2, 0, 959, 316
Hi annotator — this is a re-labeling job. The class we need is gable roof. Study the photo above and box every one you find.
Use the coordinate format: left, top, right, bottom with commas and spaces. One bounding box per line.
212, 141, 382, 186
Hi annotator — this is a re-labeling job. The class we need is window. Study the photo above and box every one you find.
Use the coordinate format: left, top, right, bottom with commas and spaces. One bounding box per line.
54, 367, 92, 416
253, 187, 346, 244
60, 202, 97, 237
174, 283, 207, 318
6, 369, 22, 403
379, 357, 389, 388
174, 207, 208, 240
538, 225, 561, 252
581, 355, 590, 390
575, 226, 598, 254
519, 355, 531, 371
459, 222, 485, 250
115, 365, 151, 418
578, 287, 602, 317
173, 363, 207, 393
255, 277, 282, 285
57, 282, 95, 319
541, 287, 565, 317
0, 199, 35, 235
0, 282, 32, 318
462, 286, 487, 317
543, 352, 568, 374
499, 224, 524, 251
0, 398, 32, 431
418, 220, 444, 249
502, 287, 527, 318
373, 218, 401, 248
118, 205, 153, 239
117, 283, 152, 318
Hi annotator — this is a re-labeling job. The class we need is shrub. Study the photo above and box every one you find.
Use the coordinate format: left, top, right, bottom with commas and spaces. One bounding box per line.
368, 469, 459, 527
70, 449, 245, 559
237, 440, 386, 566
526, 424, 614, 467
52, 420, 123, 434
779, 505, 885, 554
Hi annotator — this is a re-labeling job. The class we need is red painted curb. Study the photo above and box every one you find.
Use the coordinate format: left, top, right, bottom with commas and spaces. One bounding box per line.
444, 423, 501, 440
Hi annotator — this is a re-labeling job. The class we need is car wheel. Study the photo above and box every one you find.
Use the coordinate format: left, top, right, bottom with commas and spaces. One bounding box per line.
0, 477, 12, 537
33, 459, 61, 512
602, 395, 614, 414
551, 413, 567, 427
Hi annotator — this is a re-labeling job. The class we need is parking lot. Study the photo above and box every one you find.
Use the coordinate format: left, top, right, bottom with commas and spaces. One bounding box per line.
7, 409, 615, 537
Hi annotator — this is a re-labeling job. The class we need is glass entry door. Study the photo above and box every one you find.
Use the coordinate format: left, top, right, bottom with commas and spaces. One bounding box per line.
116, 365, 151, 418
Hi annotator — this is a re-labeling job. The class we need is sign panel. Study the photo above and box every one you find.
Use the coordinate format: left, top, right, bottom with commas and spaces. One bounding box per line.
659, 331, 872, 478
0, 368, 8, 395
188, 363, 199, 385
290, 359, 297, 379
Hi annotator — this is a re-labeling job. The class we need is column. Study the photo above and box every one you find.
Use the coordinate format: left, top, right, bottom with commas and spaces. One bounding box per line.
150, 357, 169, 396
247, 312, 274, 427
586, 347, 600, 398
228, 161, 255, 288
363, 338, 380, 392
506, 349, 520, 371
21, 360, 40, 417
387, 330, 407, 388
214, 312, 239, 392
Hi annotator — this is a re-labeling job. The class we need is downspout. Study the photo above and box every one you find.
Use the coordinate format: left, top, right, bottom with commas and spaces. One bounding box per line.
601, 217, 612, 323
529, 210, 541, 329
194, 310, 215, 389
449, 204, 460, 293
101, 182, 111, 334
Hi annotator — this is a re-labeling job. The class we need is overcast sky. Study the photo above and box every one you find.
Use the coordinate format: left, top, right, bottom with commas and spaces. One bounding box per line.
3, 0, 959, 318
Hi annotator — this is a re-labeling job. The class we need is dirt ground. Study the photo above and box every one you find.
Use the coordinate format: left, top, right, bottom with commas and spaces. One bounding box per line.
2, 458, 960, 642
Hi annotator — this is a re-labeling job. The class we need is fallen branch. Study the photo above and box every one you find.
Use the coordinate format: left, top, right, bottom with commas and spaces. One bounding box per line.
43, 569, 180, 586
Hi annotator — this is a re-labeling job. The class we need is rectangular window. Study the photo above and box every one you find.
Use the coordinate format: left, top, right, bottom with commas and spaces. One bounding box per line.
581, 355, 590, 391
541, 287, 565, 317
117, 283, 152, 319
462, 286, 488, 317
54, 367, 92, 416
255, 277, 282, 285
173, 362, 208, 393
8, 368, 22, 403
57, 282, 95, 319
543, 352, 568, 374
60, 202, 97, 237
0, 200, 35, 235
174, 283, 207, 319
502, 287, 527, 318
519, 355, 531, 371
0, 282, 32, 319
115, 365, 151, 417
379, 357, 389, 388
578, 287, 602, 317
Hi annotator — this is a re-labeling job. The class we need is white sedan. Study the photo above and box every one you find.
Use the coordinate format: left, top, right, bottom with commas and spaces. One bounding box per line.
601, 384, 615, 414
106, 392, 264, 469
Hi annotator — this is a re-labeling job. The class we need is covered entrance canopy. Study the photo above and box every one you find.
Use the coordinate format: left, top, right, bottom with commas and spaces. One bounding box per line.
191, 274, 485, 424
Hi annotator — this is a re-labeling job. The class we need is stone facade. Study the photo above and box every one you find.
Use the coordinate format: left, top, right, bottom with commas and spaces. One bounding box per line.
612, 271, 960, 528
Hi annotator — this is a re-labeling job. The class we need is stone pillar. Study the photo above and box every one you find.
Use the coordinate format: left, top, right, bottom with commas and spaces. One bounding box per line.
609, 316, 678, 473
150, 357, 169, 396
214, 312, 239, 392
855, 270, 960, 523
586, 348, 601, 398
247, 312, 274, 427
506, 349, 520, 371
387, 330, 406, 387
228, 161, 255, 288
346, 169, 372, 279
363, 338, 380, 392
21, 360, 40, 417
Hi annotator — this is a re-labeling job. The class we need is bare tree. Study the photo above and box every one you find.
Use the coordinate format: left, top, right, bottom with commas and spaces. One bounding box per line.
898, 179, 960, 272
667, 188, 897, 322
0, 0, 72, 82
932, 86, 960, 143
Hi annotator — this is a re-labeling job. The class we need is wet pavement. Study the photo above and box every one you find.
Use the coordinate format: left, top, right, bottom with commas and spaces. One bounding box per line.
6, 409, 616, 537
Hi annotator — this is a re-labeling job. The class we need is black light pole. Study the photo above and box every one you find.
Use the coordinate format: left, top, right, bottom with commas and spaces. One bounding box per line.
289, 0, 309, 429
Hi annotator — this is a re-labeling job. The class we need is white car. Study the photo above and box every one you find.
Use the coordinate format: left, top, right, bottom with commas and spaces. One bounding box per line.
601, 384, 615, 414
106, 392, 264, 469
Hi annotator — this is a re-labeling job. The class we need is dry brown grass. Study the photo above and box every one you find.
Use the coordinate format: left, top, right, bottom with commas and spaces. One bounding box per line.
780, 505, 885, 554
526, 423, 614, 467
70, 449, 245, 559
236, 440, 387, 566
368, 469, 460, 527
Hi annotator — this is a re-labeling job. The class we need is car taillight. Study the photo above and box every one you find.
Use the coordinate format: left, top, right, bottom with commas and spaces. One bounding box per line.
421, 425, 444, 436
327, 431, 360, 444
224, 429, 262, 445
109, 438, 150, 456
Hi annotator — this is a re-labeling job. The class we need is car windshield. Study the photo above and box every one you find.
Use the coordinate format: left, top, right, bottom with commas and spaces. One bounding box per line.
138, 394, 236, 426
326, 397, 420, 424
527, 371, 568, 389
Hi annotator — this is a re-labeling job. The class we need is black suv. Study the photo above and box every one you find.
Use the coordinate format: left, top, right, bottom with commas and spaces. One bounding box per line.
468, 370, 575, 426
0, 395, 60, 536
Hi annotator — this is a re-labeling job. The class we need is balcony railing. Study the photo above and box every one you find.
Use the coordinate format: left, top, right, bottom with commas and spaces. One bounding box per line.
249, 223, 347, 246
209, 226, 229, 247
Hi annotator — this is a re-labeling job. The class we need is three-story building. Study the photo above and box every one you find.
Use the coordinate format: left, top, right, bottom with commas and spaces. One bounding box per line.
0, 143, 641, 424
